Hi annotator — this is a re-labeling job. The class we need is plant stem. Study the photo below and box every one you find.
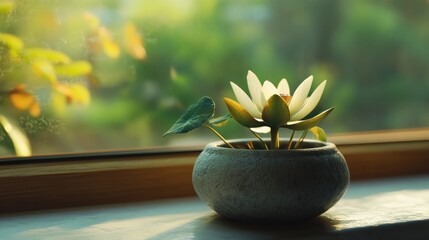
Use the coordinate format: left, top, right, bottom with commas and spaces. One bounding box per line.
294, 130, 308, 149
249, 129, 269, 150
287, 130, 296, 150
270, 127, 280, 149
204, 124, 234, 149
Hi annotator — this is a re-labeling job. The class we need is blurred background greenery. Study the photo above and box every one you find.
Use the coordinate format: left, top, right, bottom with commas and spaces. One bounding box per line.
1, 0, 428, 156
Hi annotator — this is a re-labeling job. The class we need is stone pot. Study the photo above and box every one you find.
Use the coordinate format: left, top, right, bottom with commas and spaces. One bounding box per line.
192, 139, 350, 222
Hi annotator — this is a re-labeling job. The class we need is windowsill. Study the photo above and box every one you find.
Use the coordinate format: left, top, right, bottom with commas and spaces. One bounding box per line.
0, 128, 428, 213
0, 175, 428, 239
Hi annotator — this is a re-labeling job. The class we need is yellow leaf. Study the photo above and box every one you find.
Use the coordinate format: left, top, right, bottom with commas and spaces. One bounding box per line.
32, 60, 58, 84
29, 102, 41, 117
0, 33, 24, 51
23, 48, 71, 64
309, 126, 328, 142
98, 27, 120, 58
83, 12, 100, 31
9, 84, 41, 117
124, 23, 147, 60
51, 91, 67, 116
0, 114, 32, 157
54, 61, 92, 76
54, 83, 90, 106
10, 85, 33, 110
70, 84, 91, 105
54, 84, 73, 104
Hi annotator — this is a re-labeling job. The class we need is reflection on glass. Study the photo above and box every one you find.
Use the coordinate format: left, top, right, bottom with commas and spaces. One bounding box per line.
0, 0, 428, 156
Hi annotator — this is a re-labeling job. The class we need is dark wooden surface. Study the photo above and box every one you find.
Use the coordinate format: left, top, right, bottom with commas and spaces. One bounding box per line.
0, 176, 428, 240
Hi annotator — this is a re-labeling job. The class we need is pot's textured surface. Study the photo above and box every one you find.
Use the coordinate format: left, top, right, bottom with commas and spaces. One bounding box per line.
192, 139, 350, 222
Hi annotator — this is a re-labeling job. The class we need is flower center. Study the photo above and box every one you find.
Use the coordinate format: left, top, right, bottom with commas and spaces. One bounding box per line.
280, 94, 292, 105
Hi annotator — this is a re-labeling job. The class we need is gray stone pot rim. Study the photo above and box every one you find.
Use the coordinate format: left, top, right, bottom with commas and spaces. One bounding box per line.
206, 138, 338, 155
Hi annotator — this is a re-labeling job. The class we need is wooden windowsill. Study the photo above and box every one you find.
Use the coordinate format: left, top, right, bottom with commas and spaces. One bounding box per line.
0, 175, 428, 239
0, 128, 428, 213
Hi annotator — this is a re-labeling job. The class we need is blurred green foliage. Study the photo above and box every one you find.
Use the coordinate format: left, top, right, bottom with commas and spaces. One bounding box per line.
1, 0, 428, 155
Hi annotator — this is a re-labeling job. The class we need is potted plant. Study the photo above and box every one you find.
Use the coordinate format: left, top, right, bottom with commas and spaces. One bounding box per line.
164, 70, 349, 222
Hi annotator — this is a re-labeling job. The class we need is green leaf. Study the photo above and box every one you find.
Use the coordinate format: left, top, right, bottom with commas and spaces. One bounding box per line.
23, 48, 71, 64
0, 114, 31, 157
54, 61, 92, 76
0, 33, 24, 51
309, 126, 327, 142
224, 97, 264, 128
262, 94, 290, 128
283, 107, 334, 131
163, 96, 215, 136
209, 114, 231, 127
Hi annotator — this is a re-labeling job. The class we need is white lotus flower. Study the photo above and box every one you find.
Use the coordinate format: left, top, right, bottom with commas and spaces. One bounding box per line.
229, 70, 327, 132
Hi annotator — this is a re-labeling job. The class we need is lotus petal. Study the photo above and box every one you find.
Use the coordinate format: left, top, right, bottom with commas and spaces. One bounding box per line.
224, 98, 264, 128
247, 71, 264, 110
284, 107, 334, 130
290, 80, 326, 121
262, 80, 278, 100
277, 78, 290, 95
251, 126, 271, 133
289, 75, 313, 115
259, 91, 267, 110
230, 82, 261, 118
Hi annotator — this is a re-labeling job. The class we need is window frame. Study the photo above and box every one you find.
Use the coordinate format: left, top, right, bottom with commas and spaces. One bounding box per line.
0, 128, 428, 213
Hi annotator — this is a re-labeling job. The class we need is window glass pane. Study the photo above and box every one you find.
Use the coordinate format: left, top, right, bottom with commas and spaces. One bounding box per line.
1, 0, 428, 156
